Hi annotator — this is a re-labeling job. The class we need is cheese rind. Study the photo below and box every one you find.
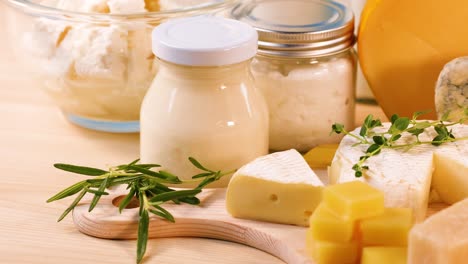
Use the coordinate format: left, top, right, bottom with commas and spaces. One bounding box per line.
408, 198, 468, 264
226, 149, 324, 226
330, 123, 468, 221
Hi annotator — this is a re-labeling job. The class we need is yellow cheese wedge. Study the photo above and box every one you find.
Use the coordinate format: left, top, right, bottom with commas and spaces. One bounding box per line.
309, 204, 356, 243
226, 150, 324, 226
303, 144, 339, 168
323, 181, 384, 221
408, 198, 468, 264
361, 247, 407, 264
360, 208, 413, 246
309, 239, 359, 264
432, 150, 468, 204
358, 0, 468, 118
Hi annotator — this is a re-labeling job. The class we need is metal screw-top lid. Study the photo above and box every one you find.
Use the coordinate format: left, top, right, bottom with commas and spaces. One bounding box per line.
230, 0, 355, 58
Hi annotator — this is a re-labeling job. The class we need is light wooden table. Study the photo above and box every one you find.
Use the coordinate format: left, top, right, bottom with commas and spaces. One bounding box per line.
0, 6, 386, 264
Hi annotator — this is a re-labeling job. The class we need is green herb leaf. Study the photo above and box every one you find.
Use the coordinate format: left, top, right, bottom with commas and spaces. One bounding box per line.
86, 189, 109, 196
47, 181, 87, 203
149, 205, 175, 223
373, 136, 385, 145
331, 123, 345, 134
54, 164, 107, 176
89, 176, 110, 212
390, 114, 399, 124
128, 166, 181, 183
192, 172, 214, 179
412, 110, 431, 120
188, 157, 213, 172
119, 187, 137, 213
137, 209, 149, 264
57, 187, 89, 222
394, 117, 410, 131
149, 189, 201, 203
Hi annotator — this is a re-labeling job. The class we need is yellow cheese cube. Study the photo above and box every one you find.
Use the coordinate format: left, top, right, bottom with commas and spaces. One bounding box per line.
361, 247, 407, 264
323, 181, 384, 220
307, 238, 359, 264
360, 208, 413, 246
309, 204, 356, 243
303, 144, 339, 168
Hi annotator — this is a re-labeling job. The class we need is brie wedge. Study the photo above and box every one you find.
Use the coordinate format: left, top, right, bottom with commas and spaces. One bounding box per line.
226, 149, 324, 226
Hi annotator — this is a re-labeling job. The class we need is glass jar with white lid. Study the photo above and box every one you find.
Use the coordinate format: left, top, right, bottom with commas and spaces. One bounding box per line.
231, 0, 357, 153
140, 16, 269, 188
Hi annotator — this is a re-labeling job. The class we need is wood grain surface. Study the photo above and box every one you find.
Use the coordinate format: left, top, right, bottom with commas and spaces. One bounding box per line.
0, 3, 389, 264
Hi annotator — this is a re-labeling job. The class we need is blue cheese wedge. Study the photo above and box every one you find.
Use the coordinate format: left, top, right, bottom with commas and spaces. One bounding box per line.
330, 123, 468, 222
226, 149, 324, 226
435, 57, 468, 122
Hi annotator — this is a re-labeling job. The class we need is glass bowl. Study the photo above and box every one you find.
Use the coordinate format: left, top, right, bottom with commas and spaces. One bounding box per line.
2, 0, 236, 132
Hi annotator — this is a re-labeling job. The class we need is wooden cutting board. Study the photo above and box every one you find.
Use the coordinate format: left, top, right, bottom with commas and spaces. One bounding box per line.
72, 187, 448, 264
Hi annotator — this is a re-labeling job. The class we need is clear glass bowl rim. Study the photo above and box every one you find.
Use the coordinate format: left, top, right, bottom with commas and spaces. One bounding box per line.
2, 0, 237, 22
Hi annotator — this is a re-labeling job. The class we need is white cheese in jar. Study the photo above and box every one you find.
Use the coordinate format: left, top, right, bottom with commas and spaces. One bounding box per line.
252, 56, 355, 152
231, 0, 356, 152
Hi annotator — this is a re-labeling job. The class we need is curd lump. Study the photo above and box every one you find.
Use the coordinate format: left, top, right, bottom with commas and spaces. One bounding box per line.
23, 0, 211, 122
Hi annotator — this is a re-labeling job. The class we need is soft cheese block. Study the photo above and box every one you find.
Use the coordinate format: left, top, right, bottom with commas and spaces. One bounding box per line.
226, 149, 324, 226
330, 123, 468, 221
408, 198, 468, 264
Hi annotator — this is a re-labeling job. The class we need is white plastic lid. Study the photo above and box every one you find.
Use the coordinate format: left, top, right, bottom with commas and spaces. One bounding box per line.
152, 16, 258, 66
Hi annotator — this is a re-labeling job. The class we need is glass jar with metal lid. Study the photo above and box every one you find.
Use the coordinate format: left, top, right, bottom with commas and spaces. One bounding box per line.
231, 0, 357, 152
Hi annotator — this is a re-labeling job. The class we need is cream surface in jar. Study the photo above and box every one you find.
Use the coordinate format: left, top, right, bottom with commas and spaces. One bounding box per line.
140, 16, 269, 187
232, 0, 357, 152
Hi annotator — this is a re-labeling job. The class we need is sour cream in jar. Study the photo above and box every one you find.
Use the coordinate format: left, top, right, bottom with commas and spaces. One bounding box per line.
140, 16, 269, 187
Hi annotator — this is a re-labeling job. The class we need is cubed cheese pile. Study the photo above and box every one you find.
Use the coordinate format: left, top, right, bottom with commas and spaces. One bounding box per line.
306, 181, 413, 264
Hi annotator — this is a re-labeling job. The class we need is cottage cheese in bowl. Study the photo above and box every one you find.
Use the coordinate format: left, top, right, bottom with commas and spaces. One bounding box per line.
4, 0, 234, 132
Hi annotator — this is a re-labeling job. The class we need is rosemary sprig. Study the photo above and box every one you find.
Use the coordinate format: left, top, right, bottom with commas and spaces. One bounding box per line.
331, 110, 468, 177
47, 157, 234, 264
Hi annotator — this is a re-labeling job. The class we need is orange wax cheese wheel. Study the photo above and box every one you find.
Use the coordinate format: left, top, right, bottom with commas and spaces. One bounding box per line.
358, 0, 468, 119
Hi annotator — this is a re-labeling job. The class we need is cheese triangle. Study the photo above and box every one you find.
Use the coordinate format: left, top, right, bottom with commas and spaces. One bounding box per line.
226, 149, 324, 226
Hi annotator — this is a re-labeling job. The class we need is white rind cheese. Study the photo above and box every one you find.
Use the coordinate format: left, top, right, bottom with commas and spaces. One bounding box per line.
226, 149, 324, 226
435, 57, 468, 123
330, 123, 468, 222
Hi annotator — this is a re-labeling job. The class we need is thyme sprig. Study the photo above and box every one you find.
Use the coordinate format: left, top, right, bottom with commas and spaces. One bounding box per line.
47, 158, 234, 264
331, 110, 468, 177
